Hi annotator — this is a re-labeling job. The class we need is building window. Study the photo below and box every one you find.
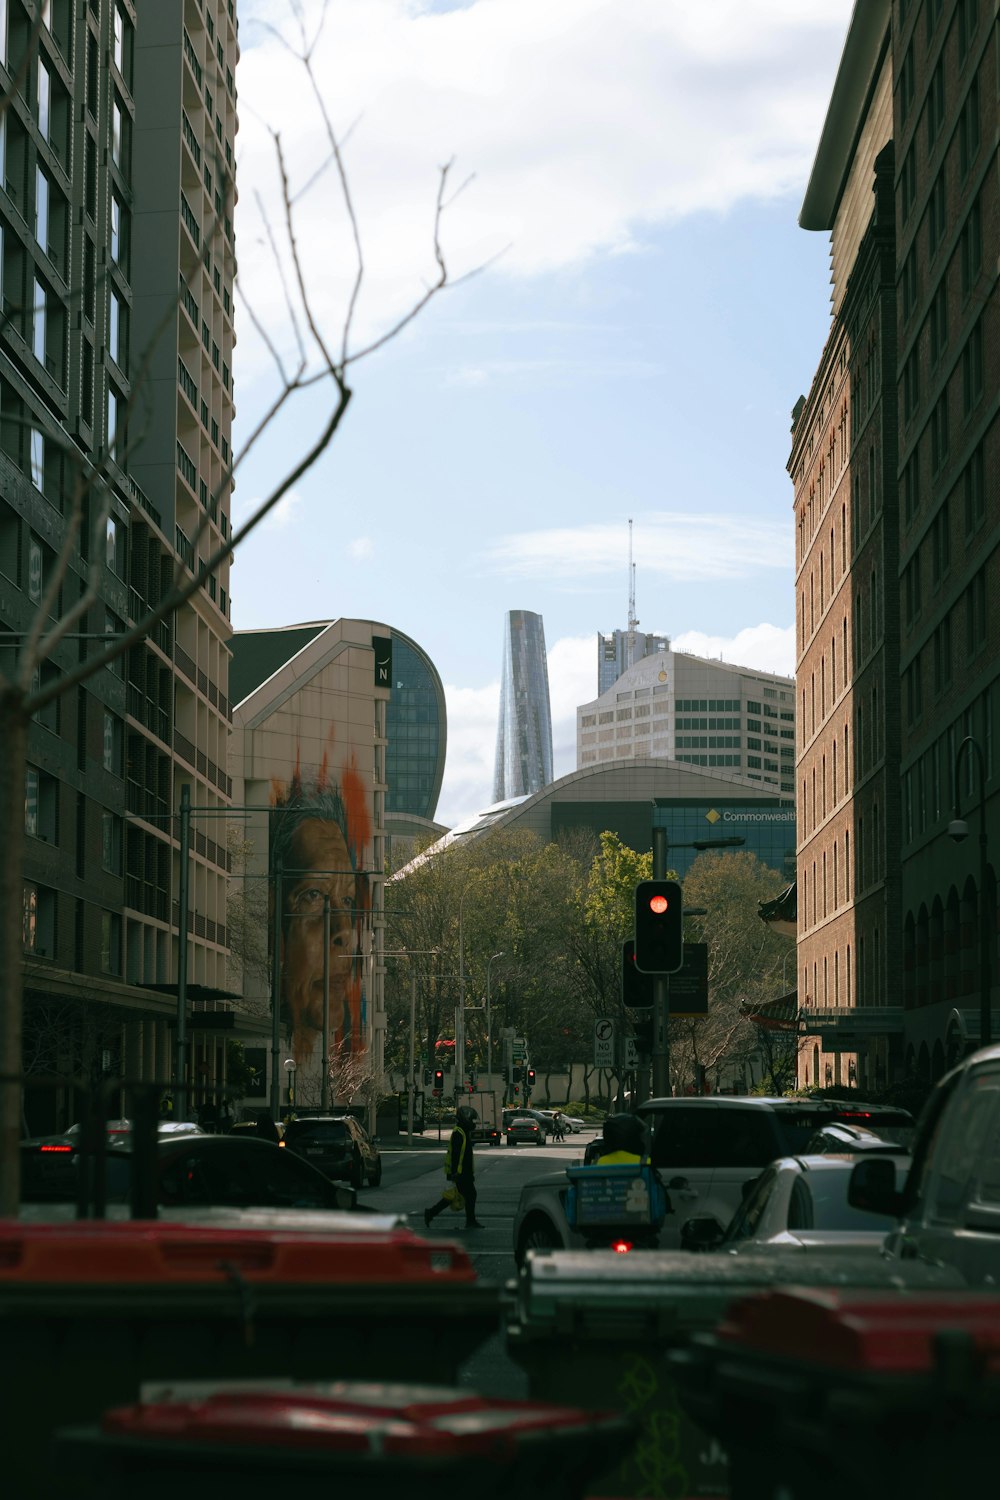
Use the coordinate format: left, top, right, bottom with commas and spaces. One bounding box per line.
29, 428, 44, 491
925, 59, 945, 149
107, 386, 118, 458
28, 534, 42, 601
963, 444, 985, 536
900, 146, 916, 222
927, 168, 947, 256
35, 166, 48, 250
38, 58, 50, 139
103, 711, 123, 774
930, 500, 950, 586
958, 75, 980, 179
928, 282, 948, 366
32, 277, 46, 363
960, 197, 982, 297
965, 570, 987, 655
101, 811, 122, 874
930, 393, 949, 472
961, 319, 984, 415
100, 910, 122, 974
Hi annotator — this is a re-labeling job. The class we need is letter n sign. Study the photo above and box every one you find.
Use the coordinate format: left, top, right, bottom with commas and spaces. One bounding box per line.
373, 636, 392, 689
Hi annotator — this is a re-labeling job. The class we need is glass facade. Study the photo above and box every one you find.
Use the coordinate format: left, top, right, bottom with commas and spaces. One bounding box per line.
598, 628, 670, 695
386, 633, 445, 820
493, 610, 553, 801
551, 798, 796, 882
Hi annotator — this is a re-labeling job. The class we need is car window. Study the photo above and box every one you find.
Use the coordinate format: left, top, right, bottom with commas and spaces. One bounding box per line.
925, 1071, 1000, 1225
646, 1106, 720, 1168
800, 1169, 901, 1232
723, 1168, 777, 1242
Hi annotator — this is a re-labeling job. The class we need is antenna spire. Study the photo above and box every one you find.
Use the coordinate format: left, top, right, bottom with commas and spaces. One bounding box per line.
627, 519, 637, 669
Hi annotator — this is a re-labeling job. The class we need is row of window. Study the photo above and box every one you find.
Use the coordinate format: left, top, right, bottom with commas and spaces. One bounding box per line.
904, 565, 990, 726
902, 685, 996, 848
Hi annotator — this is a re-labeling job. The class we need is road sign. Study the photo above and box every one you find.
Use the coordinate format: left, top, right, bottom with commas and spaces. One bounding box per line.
594, 1018, 615, 1068
512, 1035, 527, 1059
670, 943, 709, 1016
624, 1036, 639, 1070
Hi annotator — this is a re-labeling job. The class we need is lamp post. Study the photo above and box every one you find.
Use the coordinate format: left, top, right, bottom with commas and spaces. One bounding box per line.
283, 1057, 296, 1112
948, 735, 993, 1048
486, 951, 505, 1087
649, 820, 745, 1097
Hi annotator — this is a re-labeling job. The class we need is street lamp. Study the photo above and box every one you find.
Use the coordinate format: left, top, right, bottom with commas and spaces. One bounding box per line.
948, 735, 993, 1048
283, 1056, 297, 1112
486, 952, 505, 1086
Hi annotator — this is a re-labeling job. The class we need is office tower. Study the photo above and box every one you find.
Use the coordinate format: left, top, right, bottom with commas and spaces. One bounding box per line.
597, 628, 671, 696
793, 0, 998, 1088
578, 647, 795, 797
5, 1, 238, 1132
493, 609, 553, 802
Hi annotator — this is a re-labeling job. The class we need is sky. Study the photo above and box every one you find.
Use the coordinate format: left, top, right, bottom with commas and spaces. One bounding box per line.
229, 0, 855, 826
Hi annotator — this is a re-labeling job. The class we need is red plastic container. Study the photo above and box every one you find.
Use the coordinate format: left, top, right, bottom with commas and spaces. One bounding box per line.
671, 1287, 1000, 1500
53, 1383, 636, 1500
0, 1219, 498, 1496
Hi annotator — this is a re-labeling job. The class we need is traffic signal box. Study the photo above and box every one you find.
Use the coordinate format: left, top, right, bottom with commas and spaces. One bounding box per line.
622, 939, 655, 1010
433, 1069, 444, 1097
634, 879, 683, 974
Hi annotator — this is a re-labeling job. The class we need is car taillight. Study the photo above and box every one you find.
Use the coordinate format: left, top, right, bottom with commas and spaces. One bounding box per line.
611, 1239, 633, 1254
40, 1144, 73, 1153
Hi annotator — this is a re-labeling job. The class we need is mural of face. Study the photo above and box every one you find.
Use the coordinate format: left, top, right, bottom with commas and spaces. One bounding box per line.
281, 817, 357, 1064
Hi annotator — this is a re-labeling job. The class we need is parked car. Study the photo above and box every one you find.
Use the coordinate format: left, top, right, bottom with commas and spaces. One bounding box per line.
512, 1095, 911, 1265
561, 1115, 587, 1134
849, 1043, 1000, 1285
682, 1153, 910, 1254
506, 1113, 545, 1146
20, 1135, 359, 1213
281, 1115, 382, 1188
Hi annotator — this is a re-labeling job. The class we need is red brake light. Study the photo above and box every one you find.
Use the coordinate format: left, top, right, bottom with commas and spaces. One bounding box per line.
611, 1239, 633, 1254
41, 1144, 73, 1153
838, 1111, 873, 1120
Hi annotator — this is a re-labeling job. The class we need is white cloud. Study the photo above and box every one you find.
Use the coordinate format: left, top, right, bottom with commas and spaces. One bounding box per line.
546, 633, 595, 778
232, 486, 304, 532
437, 678, 500, 826
671, 622, 795, 678
482, 514, 792, 583
233, 0, 853, 384
348, 536, 375, 560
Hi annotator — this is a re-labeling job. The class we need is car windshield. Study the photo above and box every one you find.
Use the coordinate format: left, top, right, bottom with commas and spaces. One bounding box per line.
775, 1108, 913, 1156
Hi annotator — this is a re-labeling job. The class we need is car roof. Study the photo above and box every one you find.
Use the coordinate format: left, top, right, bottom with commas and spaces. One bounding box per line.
641, 1096, 912, 1119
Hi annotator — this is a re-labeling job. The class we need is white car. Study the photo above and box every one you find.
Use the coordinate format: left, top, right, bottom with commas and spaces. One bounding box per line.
683, 1153, 909, 1254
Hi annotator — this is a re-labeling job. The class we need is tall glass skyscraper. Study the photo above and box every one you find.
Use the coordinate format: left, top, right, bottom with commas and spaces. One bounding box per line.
493, 610, 553, 802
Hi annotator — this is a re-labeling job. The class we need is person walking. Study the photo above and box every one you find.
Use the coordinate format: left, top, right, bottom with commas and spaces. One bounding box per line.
552, 1111, 567, 1142
424, 1106, 484, 1230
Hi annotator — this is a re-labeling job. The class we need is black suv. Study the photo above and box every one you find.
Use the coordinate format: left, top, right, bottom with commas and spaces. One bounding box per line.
281, 1115, 382, 1188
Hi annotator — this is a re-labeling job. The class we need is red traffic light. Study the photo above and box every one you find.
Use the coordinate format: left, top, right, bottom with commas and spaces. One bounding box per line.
649, 894, 669, 914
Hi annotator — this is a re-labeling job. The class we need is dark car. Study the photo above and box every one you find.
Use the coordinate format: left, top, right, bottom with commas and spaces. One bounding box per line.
281, 1115, 382, 1188
20, 1135, 358, 1212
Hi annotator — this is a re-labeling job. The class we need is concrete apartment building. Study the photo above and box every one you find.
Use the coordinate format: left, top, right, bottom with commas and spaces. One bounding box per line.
793, 0, 997, 1087
4, 1, 243, 1130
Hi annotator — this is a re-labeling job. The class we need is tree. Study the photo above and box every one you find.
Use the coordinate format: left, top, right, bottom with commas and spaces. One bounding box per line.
569, 830, 657, 1026
669, 850, 795, 1092
1, 7, 473, 1213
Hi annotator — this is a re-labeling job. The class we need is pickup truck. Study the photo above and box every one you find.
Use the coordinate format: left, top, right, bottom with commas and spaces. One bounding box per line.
849, 1042, 1000, 1284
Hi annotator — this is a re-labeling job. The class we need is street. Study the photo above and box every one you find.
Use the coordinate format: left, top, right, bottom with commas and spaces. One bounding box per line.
359, 1128, 600, 1396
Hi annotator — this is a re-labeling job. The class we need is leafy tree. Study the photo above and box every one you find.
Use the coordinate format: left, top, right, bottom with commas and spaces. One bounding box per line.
669, 850, 795, 1092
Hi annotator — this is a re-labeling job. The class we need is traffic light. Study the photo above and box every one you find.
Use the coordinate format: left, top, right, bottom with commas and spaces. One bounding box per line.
433, 1068, 444, 1096
526, 1068, 536, 1090
622, 939, 655, 1010
633, 1015, 653, 1056
512, 1065, 523, 1083
634, 879, 683, 974
423, 1067, 432, 1086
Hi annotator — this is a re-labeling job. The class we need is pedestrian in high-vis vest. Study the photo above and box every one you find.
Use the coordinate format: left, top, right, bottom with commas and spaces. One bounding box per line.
424, 1106, 484, 1229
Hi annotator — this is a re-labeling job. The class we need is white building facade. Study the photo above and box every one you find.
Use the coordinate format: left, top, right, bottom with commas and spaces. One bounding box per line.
577, 650, 796, 798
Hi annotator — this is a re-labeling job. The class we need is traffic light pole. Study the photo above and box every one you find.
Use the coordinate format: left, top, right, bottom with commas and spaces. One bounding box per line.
651, 827, 671, 1099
